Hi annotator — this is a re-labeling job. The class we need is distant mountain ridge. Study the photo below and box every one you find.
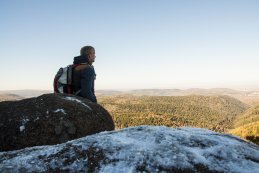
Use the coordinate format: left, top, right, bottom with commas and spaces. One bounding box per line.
96, 88, 259, 105
96, 88, 259, 96
0, 90, 52, 98
1, 87, 259, 97
0, 94, 24, 101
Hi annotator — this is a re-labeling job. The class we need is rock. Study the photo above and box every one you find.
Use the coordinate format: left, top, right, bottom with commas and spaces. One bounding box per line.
0, 93, 115, 151
0, 126, 258, 173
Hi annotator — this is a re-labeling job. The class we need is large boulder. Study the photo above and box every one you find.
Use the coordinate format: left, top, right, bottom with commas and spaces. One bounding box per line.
0, 93, 114, 151
0, 126, 258, 173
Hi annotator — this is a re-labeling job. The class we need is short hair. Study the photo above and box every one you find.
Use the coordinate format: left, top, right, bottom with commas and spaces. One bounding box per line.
80, 46, 95, 56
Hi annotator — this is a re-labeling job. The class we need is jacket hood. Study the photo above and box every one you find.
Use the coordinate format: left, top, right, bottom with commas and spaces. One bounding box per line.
73, 55, 88, 64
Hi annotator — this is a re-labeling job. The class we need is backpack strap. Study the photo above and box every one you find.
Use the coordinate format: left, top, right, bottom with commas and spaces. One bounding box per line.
74, 90, 81, 96
73, 63, 85, 68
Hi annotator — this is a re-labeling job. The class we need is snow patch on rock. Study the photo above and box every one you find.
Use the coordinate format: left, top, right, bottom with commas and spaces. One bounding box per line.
1, 126, 258, 173
53, 109, 67, 114
34, 117, 40, 122
64, 96, 92, 111
19, 118, 29, 132
19, 126, 25, 132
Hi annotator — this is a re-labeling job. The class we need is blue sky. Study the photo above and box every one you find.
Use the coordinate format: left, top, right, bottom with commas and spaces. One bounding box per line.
0, 0, 259, 90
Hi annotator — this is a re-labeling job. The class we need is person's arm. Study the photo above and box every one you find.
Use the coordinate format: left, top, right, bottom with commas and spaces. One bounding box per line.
91, 80, 97, 103
80, 68, 97, 103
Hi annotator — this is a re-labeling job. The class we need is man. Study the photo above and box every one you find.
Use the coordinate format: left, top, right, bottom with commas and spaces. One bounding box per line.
73, 46, 97, 103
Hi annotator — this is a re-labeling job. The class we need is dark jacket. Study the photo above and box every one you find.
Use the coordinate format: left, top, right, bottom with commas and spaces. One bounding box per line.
73, 56, 97, 103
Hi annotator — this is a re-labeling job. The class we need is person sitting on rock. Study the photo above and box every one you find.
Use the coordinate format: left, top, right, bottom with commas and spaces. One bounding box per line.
73, 46, 97, 103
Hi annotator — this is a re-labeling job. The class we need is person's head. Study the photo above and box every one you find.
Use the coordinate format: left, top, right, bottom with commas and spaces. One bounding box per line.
80, 46, 96, 64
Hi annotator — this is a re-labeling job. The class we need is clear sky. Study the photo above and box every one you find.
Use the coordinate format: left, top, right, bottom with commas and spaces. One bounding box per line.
0, 0, 259, 91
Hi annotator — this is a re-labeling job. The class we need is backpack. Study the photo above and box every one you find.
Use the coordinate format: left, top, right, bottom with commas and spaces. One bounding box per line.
53, 64, 81, 95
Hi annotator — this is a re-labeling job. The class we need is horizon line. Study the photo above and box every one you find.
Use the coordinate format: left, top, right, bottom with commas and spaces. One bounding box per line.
1, 87, 259, 92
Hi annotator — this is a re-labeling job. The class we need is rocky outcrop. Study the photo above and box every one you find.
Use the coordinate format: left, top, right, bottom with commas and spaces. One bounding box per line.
0, 93, 114, 151
0, 126, 258, 173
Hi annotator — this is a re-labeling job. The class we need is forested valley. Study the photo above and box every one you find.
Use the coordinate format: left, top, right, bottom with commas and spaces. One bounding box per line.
98, 95, 247, 132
